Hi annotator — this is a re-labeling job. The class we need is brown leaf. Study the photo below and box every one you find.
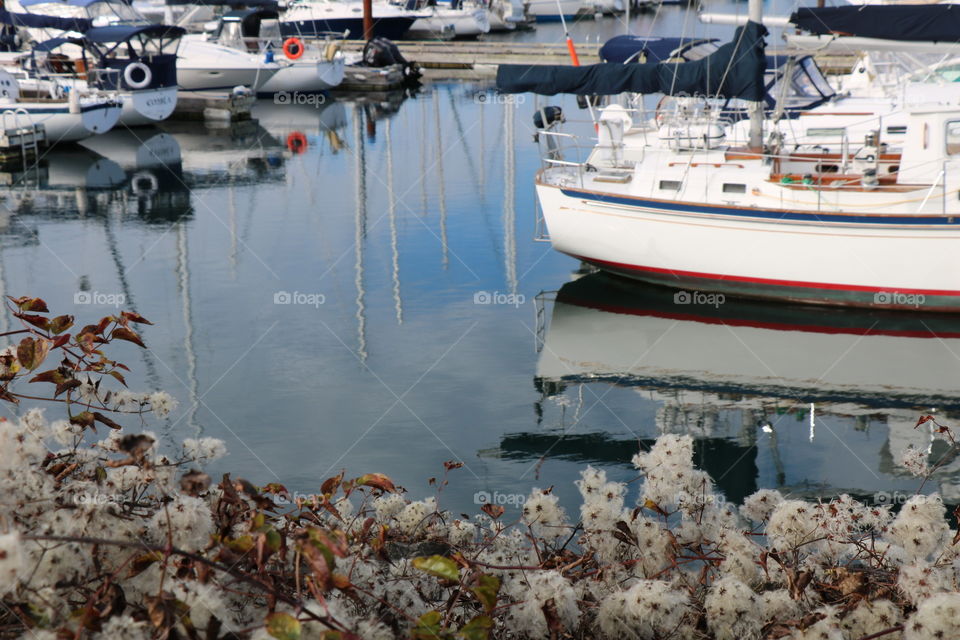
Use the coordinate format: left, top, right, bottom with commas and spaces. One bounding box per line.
8, 296, 48, 312
180, 470, 212, 496
120, 310, 153, 325
48, 315, 73, 335
92, 412, 122, 430
481, 504, 505, 519
111, 327, 146, 349
17, 337, 51, 370
355, 473, 397, 493
321, 471, 344, 497
19, 314, 49, 331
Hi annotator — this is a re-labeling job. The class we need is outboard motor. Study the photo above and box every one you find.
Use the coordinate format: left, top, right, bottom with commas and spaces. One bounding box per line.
362, 37, 421, 82
532, 105, 563, 160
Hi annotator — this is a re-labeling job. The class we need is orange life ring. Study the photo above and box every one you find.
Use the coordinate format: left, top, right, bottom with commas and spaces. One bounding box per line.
282, 37, 305, 60
287, 131, 308, 154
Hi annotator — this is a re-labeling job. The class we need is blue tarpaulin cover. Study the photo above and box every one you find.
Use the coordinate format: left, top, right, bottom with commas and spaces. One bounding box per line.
791, 5, 960, 42
496, 21, 768, 99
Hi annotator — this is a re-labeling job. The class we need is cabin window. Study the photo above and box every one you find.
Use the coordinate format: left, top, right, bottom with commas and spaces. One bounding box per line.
806, 127, 845, 137
659, 180, 682, 191
886, 125, 906, 135
722, 183, 746, 194
947, 121, 960, 155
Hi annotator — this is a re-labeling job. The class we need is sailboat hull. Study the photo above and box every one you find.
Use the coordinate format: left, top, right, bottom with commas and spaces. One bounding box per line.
537, 179, 960, 311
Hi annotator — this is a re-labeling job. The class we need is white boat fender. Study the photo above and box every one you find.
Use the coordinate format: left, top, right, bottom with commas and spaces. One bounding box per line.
123, 62, 152, 90
131, 171, 159, 196
68, 87, 80, 114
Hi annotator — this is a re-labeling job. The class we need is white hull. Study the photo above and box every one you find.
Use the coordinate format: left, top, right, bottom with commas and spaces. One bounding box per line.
408, 7, 491, 37
177, 39, 281, 91
120, 87, 178, 125
526, 0, 580, 19
0, 100, 122, 143
536, 178, 960, 310
257, 56, 346, 93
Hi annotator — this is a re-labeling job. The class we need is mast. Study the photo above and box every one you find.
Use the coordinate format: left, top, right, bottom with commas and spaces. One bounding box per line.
748, 0, 763, 151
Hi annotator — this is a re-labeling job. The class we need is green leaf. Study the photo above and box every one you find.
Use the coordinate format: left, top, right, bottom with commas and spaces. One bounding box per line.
265, 612, 301, 640
470, 575, 500, 613
411, 610, 444, 640
412, 555, 460, 582
457, 616, 493, 640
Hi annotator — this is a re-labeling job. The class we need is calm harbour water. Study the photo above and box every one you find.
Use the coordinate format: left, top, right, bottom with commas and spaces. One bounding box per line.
2, 1, 959, 517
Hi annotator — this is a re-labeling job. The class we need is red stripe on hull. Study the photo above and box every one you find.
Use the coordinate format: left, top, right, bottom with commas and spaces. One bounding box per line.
570, 254, 960, 297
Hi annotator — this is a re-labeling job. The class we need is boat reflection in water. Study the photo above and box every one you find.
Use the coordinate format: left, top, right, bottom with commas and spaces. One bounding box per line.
520, 272, 960, 505
0, 139, 188, 222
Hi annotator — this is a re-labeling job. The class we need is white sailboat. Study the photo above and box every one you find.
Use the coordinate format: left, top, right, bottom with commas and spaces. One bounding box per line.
499, 2, 960, 311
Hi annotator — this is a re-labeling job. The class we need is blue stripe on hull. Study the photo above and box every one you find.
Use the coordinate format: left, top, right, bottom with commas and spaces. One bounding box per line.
533, 14, 579, 21
560, 187, 960, 226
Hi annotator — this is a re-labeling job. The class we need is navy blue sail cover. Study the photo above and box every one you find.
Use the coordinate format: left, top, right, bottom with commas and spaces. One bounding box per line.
599, 35, 718, 64
791, 5, 960, 42
496, 21, 768, 99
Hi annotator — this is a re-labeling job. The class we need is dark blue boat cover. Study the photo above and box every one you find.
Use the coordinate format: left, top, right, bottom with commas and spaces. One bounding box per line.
0, 9, 91, 32
497, 21, 767, 99
599, 35, 717, 64
791, 5, 960, 42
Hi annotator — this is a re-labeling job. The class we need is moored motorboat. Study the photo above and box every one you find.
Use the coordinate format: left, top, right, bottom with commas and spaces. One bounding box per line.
280, 0, 426, 39
207, 7, 345, 93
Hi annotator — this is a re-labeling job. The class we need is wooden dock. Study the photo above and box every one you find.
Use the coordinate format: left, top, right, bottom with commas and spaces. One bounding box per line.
171, 89, 256, 122
338, 40, 856, 79
340, 40, 600, 75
